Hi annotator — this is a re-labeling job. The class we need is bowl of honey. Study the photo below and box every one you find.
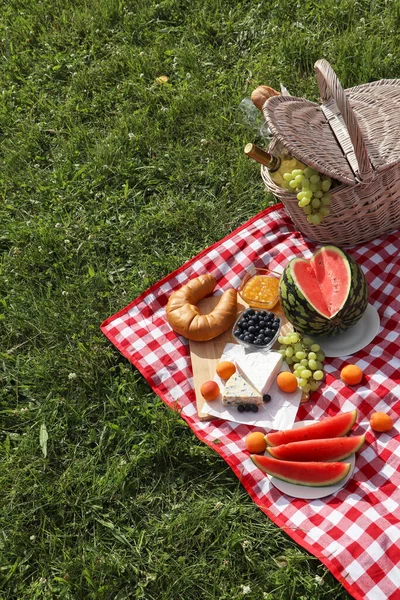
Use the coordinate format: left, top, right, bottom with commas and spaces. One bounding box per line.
238, 267, 281, 310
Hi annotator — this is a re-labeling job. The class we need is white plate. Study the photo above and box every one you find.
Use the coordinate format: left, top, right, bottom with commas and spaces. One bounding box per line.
268, 421, 356, 499
311, 303, 380, 358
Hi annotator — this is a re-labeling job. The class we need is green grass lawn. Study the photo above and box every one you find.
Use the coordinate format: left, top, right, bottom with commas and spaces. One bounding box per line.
1, 1, 399, 598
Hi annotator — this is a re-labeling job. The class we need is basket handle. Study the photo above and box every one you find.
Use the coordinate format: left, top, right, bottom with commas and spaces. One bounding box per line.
314, 59, 373, 182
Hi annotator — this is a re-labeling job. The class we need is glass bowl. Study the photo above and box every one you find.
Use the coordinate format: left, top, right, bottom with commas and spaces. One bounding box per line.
232, 308, 281, 352
238, 267, 281, 310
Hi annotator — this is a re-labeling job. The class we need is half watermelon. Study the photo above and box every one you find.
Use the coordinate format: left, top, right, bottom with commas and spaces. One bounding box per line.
266, 434, 365, 462
265, 410, 357, 447
251, 455, 351, 487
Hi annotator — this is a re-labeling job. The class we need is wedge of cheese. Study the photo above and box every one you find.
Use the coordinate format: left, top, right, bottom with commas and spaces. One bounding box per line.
235, 351, 283, 396
222, 371, 263, 407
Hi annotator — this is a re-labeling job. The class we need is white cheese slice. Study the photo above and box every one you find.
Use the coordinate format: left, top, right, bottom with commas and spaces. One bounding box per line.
235, 351, 283, 396
222, 371, 263, 407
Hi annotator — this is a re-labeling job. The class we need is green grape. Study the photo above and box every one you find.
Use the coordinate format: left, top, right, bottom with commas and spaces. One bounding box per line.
310, 344, 320, 352
290, 333, 299, 343
302, 383, 311, 393
301, 369, 312, 379
311, 198, 321, 209
282, 180, 291, 190
301, 178, 310, 189
278, 349, 286, 357
297, 191, 307, 201
283, 172, 293, 181
303, 205, 312, 215
313, 370, 324, 381
320, 195, 331, 206
308, 359, 318, 370
292, 169, 304, 177
304, 167, 316, 178
310, 174, 321, 184
294, 175, 303, 185
295, 351, 306, 360
308, 214, 322, 225
285, 357, 294, 365
321, 179, 331, 192
282, 336, 292, 345
300, 358, 308, 367
316, 350, 325, 361
278, 336, 285, 344
315, 361, 323, 370
309, 380, 320, 392
292, 356, 300, 363
294, 343, 303, 353
319, 207, 330, 217
285, 347, 294, 358
303, 189, 313, 199
302, 337, 314, 346
314, 190, 323, 198
309, 182, 319, 193
298, 378, 308, 388
308, 351, 317, 360
289, 179, 298, 189
298, 197, 311, 208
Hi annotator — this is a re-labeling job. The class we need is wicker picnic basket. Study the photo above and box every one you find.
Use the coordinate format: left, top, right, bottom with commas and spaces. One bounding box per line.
260, 59, 400, 246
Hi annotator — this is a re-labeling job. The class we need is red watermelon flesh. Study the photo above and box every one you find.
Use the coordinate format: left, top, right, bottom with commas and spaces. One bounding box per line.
267, 434, 365, 462
265, 410, 357, 447
291, 246, 351, 319
251, 455, 351, 487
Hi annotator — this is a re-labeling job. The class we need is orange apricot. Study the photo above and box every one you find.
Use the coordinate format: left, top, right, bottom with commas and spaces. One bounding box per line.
200, 380, 220, 402
340, 364, 364, 385
245, 431, 267, 454
216, 360, 236, 380
370, 412, 393, 433
276, 371, 298, 393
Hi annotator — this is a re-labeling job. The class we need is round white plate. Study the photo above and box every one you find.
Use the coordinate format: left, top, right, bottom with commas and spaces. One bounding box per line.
311, 303, 380, 358
268, 421, 356, 499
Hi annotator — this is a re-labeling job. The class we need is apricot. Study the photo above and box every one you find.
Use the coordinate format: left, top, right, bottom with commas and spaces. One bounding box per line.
340, 364, 364, 385
245, 431, 267, 454
216, 361, 236, 380
276, 371, 298, 393
370, 412, 393, 433
200, 380, 220, 402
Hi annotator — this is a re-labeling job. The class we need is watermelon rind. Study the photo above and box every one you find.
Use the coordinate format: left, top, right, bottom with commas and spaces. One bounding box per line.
279, 245, 369, 337
266, 434, 365, 462
265, 409, 357, 447
251, 455, 351, 487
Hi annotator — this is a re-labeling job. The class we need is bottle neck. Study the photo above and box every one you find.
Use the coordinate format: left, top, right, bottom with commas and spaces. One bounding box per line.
244, 143, 281, 172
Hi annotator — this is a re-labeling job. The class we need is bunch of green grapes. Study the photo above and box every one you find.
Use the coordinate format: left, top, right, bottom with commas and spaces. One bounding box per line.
278, 332, 326, 393
282, 166, 332, 225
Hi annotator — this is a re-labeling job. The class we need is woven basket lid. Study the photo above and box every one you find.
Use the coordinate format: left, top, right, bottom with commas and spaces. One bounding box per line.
263, 60, 400, 186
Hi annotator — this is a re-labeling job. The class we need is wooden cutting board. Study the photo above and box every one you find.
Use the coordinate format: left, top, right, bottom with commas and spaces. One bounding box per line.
189, 293, 247, 421
188, 295, 307, 420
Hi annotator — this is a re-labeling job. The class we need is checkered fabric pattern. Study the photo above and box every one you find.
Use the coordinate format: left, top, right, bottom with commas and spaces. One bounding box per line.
101, 204, 400, 600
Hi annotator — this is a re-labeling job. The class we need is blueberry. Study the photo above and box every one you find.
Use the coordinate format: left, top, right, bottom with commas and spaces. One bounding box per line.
263, 394, 271, 403
244, 405, 252, 412
234, 329, 241, 337
244, 335, 251, 342
248, 325, 256, 333
247, 309, 255, 317
250, 405, 259, 413
260, 311, 267, 317
273, 318, 280, 325
258, 328, 265, 335
237, 405, 245, 413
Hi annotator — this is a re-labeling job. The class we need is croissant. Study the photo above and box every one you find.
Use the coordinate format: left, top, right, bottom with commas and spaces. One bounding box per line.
166, 274, 238, 341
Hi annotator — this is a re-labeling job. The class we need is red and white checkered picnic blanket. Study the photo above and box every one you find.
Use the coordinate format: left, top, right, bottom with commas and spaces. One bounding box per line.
101, 204, 400, 600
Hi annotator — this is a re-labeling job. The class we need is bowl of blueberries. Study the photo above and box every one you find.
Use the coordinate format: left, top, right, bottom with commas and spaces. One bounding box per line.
232, 308, 281, 351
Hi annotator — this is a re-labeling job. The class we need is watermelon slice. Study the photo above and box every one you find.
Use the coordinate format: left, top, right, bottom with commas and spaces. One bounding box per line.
290, 246, 352, 319
251, 455, 351, 487
265, 410, 357, 447
266, 434, 365, 462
